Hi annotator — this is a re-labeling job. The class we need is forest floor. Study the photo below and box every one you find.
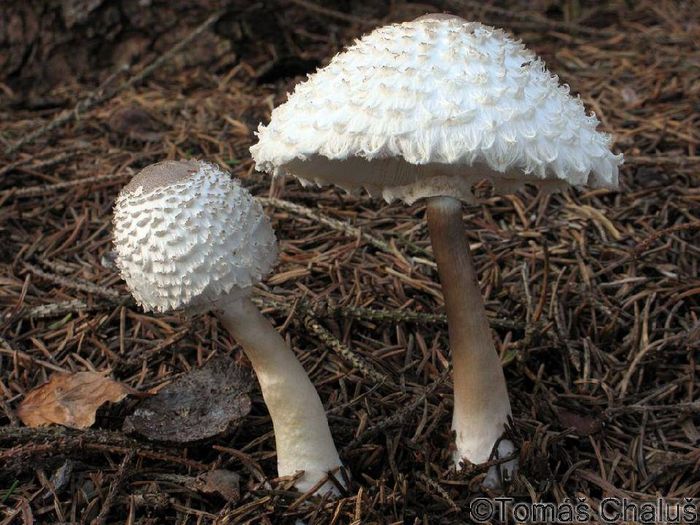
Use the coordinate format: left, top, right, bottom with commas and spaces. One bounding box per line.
0, 1, 698, 523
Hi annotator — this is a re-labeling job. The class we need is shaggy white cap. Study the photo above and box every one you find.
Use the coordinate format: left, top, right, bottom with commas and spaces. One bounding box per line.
113, 160, 277, 312
251, 15, 623, 204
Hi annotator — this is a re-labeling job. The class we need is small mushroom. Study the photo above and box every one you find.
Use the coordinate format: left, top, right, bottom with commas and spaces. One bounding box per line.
251, 15, 623, 486
112, 160, 343, 493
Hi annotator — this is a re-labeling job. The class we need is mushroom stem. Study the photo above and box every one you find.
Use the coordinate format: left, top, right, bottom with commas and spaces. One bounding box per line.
426, 196, 516, 485
218, 296, 343, 493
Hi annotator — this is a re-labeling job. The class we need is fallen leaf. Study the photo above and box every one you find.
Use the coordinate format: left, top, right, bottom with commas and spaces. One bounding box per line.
17, 371, 130, 428
187, 470, 240, 502
123, 357, 252, 442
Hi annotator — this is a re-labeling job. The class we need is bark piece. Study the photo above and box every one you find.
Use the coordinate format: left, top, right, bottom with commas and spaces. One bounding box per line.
123, 357, 252, 442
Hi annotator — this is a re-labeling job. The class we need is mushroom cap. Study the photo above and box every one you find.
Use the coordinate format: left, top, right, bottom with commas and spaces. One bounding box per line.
251, 16, 623, 204
113, 160, 277, 313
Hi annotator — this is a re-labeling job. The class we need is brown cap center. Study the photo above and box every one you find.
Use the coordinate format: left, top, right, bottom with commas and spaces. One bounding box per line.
413, 13, 466, 23
123, 160, 201, 194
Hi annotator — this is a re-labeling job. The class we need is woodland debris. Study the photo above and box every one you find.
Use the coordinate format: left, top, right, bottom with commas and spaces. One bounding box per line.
123, 357, 252, 442
16, 371, 131, 429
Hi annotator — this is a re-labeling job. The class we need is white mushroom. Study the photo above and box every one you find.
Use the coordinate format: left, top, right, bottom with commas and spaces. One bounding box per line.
251, 15, 623, 486
113, 160, 343, 493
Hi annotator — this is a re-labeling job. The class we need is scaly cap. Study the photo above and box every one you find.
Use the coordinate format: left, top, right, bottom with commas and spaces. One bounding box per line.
251, 16, 623, 204
113, 160, 277, 312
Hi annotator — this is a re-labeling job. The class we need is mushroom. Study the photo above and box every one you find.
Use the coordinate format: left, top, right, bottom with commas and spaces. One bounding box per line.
112, 160, 343, 493
251, 15, 623, 485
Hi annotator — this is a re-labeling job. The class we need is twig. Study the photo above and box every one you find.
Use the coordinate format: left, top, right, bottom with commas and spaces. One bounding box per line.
24, 263, 122, 300
0, 149, 89, 178
414, 472, 459, 512
4, 10, 225, 155
618, 295, 653, 397
212, 445, 269, 485
632, 222, 700, 257
22, 299, 120, 319
23, 294, 521, 332
625, 155, 700, 166
3, 67, 127, 157
0, 173, 129, 200
293, 299, 393, 386
260, 196, 432, 260
341, 370, 448, 453
303, 315, 392, 386
320, 302, 446, 324
311, 300, 524, 331
593, 219, 700, 278
0, 427, 206, 471
90, 450, 134, 525
605, 401, 700, 415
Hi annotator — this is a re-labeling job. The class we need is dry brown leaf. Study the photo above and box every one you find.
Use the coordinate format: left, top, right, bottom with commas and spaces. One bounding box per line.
17, 371, 131, 428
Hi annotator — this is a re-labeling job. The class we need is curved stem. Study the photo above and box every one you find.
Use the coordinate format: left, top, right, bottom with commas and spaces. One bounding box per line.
426, 196, 514, 475
218, 296, 343, 493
